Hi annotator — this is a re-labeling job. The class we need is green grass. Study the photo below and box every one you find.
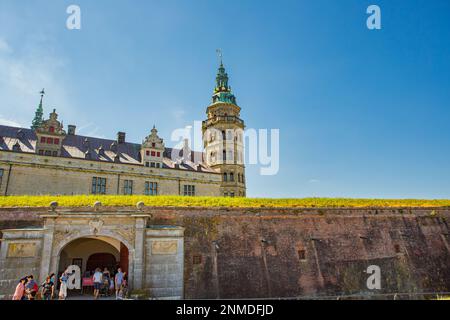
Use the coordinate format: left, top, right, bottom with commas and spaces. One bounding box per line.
0, 195, 449, 208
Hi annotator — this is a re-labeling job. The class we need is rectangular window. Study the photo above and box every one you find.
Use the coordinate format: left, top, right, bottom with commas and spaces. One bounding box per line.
38, 150, 44, 155
145, 182, 158, 196
91, 177, 106, 194
146, 150, 150, 156
150, 162, 155, 168
46, 137, 53, 144
156, 163, 161, 168
52, 151, 58, 157
40, 137, 46, 143
124, 180, 133, 195
145, 162, 150, 167
230, 192, 235, 197
54, 138, 60, 145
298, 250, 306, 261
44, 150, 52, 156
157, 152, 160, 157
0, 168, 3, 188
183, 185, 195, 196
151, 151, 156, 157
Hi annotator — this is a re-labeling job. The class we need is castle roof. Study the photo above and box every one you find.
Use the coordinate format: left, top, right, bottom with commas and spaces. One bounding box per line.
0, 125, 218, 174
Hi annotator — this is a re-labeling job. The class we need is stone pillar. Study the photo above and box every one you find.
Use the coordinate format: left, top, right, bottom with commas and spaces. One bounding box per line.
39, 218, 55, 284
133, 217, 146, 289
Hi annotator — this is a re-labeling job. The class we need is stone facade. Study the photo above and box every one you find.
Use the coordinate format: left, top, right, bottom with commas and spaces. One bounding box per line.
0, 151, 221, 196
1, 206, 449, 299
0, 61, 246, 198
0, 208, 185, 299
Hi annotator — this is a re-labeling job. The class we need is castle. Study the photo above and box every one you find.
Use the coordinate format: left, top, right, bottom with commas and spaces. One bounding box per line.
0, 62, 246, 197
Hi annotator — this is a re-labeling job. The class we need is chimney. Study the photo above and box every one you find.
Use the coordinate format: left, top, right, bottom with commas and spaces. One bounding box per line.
117, 132, 126, 144
68, 125, 76, 135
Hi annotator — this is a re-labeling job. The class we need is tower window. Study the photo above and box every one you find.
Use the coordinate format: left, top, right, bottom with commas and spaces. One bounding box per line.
193, 255, 202, 265
92, 177, 106, 194
124, 180, 133, 195
298, 250, 306, 261
145, 182, 158, 196
183, 185, 195, 196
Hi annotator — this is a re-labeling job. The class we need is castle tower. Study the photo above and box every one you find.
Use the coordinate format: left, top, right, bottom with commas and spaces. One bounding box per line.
202, 59, 246, 197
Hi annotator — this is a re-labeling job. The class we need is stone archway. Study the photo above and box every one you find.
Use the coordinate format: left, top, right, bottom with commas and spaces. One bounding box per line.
47, 231, 136, 291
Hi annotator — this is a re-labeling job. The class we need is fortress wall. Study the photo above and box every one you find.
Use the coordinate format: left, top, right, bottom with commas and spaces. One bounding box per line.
0, 207, 449, 299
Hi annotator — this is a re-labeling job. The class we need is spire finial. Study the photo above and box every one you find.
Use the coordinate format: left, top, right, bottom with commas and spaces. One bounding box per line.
216, 48, 223, 66
31, 88, 45, 130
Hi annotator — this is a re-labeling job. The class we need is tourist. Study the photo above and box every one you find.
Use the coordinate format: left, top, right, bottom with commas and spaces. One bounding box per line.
103, 267, 111, 296
24, 275, 38, 300
109, 274, 115, 296
41, 276, 54, 300
93, 268, 103, 299
58, 269, 74, 300
114, 267, 124, 299
12, 278, 26, 300
118, 272, 128, 300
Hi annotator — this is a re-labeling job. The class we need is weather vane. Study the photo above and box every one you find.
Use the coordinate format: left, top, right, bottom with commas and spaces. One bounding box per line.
40, 88, 45, 97
216, 49, 223, 65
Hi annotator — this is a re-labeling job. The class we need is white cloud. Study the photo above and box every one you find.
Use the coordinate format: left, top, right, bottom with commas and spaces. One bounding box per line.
308, 179, 320, 184
0, 36, 74, 129
0, 38, 12, 54
0, 114, 21, 127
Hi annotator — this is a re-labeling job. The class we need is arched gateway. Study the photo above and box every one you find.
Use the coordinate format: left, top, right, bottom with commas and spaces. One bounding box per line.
0, 209, 184, 299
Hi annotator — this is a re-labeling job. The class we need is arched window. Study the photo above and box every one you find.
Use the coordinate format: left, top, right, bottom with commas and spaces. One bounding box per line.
222, 150, 226, 161
230, 173, 234, 182
223, 173, 228, 182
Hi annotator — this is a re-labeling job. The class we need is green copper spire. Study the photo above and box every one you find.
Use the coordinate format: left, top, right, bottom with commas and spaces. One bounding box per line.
31, 89, 45, 130
212, 50, 237, 105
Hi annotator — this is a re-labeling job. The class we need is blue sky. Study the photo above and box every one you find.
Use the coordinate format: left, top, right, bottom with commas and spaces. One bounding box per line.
0, 0, 449, 198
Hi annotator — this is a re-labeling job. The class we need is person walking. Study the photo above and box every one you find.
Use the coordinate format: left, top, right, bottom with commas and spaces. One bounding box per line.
58, 269, 74, 300
12, 278, 26, 300
114, 267, 124, 299
24, 275, 38, 300
93, 268, 103, 299
41, 276, 55, 300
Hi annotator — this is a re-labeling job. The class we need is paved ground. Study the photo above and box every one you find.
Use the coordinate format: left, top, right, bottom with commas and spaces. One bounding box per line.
66, 294, 117, 300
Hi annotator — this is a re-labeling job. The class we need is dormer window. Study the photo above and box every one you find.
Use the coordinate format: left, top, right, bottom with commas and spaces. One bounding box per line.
152, 143, 156, 148
49, 126, 55, 133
